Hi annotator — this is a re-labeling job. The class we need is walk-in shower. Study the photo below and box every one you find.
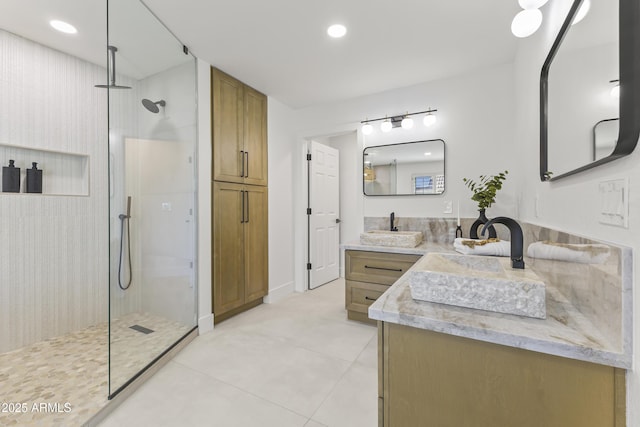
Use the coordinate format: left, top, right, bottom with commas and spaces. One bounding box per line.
0, 0, 198, 424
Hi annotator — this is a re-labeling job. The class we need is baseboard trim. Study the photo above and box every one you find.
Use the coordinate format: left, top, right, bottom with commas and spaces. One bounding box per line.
198, 314, 214, 334
264, 281, 294, 304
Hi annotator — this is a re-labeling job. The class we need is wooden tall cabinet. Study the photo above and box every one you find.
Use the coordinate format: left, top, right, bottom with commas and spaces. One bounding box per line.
211, 67, 268, 323
212, 68, 267, 186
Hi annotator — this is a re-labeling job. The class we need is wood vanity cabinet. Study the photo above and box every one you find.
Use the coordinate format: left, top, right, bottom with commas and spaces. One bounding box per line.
211, 67, 267, 186
211, 67, 268, 323
345, 250, 421, 325
377, 322, 626, 427
212, 182, 268, 322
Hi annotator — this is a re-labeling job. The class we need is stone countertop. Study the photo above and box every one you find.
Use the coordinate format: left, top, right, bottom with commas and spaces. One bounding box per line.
341, 241, 452, 255
368, 259, 631, 369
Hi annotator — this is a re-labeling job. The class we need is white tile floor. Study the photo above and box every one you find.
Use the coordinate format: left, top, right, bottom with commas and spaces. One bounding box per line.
99, 279, 379, 427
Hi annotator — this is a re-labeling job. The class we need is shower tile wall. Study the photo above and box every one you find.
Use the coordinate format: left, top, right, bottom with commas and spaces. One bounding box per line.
0, 29, 116, 353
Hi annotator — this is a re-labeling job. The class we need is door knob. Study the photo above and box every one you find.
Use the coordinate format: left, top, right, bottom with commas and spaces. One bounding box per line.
335, 218, 342, 223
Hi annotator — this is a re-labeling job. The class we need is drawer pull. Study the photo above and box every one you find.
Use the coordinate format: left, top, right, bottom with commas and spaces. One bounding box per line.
365, 296, 377, 301
364, 265, 402, 272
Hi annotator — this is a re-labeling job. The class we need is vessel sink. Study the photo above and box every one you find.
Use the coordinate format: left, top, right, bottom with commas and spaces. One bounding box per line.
360, 230, 423, 248
409, 253, 546, 319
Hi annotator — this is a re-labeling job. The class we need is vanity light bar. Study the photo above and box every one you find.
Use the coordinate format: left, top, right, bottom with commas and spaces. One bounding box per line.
361, 109, 438, 134
360, 109, 437, 125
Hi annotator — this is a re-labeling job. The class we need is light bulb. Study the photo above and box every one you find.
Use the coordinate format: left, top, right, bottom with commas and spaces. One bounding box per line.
572, 0, 591, 25
362, 123, 373, 135
327, 24, 347, 38
381, 119, 392, 132
511, 9, 542, 38
423, 113, 437, 127
611, 84, 620, 98
518, 0, 548, 9
401, 116, 414, 129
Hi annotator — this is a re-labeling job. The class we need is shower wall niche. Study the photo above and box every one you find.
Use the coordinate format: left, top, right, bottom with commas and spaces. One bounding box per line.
0, 144, 90, 196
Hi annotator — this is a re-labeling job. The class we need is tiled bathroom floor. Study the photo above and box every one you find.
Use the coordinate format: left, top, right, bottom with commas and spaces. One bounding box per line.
99, 278, 379, 427
0, 312, 191, 426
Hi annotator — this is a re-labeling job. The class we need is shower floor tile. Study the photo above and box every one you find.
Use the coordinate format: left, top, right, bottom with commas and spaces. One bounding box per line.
0, 312, 191, 426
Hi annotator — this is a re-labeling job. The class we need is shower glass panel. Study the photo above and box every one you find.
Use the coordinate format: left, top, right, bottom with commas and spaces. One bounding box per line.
107, 0, 198, 397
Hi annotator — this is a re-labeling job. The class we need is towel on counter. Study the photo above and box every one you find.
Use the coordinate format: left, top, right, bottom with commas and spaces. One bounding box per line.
527, 241, 610, 264
453, 238, 511, 257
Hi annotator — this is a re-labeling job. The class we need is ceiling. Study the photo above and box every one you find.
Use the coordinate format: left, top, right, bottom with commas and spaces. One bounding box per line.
0, 0, 523, 109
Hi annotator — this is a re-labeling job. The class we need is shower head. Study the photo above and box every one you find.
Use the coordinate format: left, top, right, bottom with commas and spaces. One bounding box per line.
142, 99, 166, 113
95, 45, 131, 89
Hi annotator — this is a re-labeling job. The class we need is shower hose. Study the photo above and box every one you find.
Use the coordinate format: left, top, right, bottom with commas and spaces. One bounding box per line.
118, 213, 133, 290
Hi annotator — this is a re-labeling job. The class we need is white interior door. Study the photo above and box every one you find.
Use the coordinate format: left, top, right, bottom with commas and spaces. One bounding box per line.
308, 140, 340, 289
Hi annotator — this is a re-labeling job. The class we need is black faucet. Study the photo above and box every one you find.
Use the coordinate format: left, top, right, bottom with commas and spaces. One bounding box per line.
481, 217, 524, 269
390, 212, 398, 231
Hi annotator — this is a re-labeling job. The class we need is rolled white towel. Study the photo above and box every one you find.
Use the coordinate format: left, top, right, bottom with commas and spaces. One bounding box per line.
453, 238, 511, 257
527, 241, 610, 264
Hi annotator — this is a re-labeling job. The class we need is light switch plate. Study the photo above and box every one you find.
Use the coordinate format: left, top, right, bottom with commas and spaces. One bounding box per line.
443, 200, 453, 214
599, 178, 628, 228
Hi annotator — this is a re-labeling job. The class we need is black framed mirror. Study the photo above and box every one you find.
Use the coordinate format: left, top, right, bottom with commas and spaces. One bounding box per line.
363, 139, 445, 196
540, 0, 640, 181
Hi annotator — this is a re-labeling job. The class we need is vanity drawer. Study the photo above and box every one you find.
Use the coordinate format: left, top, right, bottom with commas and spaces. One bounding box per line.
346, 280, 389, 314
345, 250, 421, 285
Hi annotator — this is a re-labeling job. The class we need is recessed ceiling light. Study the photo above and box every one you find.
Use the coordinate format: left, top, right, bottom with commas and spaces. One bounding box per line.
424, 152, 432, 156
327, 24, 347, 38
50, 19, 77, 34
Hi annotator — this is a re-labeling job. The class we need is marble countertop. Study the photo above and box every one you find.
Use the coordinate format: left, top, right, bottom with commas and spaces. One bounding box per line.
368, 260, 630, 369
346, 240, 631, 369
341, 241, 451, 255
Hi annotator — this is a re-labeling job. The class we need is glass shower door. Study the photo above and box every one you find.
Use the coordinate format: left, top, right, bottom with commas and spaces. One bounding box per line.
106, 0, 198, 398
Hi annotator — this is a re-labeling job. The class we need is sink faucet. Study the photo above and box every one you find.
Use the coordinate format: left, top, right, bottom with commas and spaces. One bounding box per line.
481, 217, 524, 269
390, 212, 398, 231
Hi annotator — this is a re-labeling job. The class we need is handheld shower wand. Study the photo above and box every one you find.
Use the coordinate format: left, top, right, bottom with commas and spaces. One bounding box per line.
118, 196, 133, 290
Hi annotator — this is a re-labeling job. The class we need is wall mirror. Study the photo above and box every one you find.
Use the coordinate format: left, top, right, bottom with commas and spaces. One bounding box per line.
363, 139, 445, 196
540, 0, 640, 181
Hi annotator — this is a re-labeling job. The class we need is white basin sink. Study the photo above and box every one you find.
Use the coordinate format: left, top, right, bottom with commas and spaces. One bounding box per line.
409, 253, 546, 319
360, 230, 423, 248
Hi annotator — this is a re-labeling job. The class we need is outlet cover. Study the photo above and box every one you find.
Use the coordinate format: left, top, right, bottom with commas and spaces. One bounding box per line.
599, 179, 628, 228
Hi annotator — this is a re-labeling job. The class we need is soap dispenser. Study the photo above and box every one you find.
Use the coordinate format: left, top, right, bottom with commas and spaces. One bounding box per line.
2, 160, 21, 193
26, 162, 42, 193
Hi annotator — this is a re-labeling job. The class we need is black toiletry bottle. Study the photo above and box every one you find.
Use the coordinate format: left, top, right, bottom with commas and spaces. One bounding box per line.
2, 159, 20, 193
26, 162, 43, 193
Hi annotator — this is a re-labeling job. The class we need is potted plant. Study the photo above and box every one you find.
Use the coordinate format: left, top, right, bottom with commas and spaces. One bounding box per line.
462, 170, 508, 238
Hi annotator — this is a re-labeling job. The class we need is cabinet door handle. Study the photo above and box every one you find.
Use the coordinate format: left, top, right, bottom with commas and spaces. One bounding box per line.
245, 151, 249, 178
365, 296, 377, 301
241, 190, 245, 223
245, 190, 249, 223
364, 265, 402, 272
240, 151, 245, 178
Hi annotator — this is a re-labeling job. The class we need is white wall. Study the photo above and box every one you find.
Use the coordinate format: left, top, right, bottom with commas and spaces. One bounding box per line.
290, 64, 517, 291
196, 59, 213, 332
293, 63, 518, 221
514, 0, 639, 423
326, 132, 360, 247
264, 97, 297, 302
0, 30, 109, 353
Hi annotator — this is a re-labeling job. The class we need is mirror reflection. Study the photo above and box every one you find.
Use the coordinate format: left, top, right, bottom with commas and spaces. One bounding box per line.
546, 0, 618, 177
363, 139, 445, 196
593, 118, 619, 161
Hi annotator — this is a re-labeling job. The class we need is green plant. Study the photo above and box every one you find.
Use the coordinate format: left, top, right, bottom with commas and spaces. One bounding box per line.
463, 170, 508, 211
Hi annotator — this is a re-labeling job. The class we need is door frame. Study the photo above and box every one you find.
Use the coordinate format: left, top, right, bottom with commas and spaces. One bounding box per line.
294, 125, 364, 293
